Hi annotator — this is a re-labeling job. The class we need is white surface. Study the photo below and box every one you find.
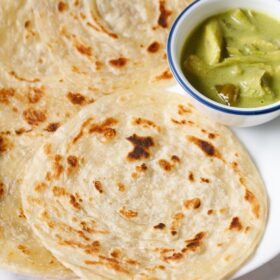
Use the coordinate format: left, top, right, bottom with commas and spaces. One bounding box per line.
0, 93, 279, 279
168, 0, 280, 126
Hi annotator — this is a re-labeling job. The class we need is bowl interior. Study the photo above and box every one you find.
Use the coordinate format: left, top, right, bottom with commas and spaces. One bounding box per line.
170, 0, 280, 112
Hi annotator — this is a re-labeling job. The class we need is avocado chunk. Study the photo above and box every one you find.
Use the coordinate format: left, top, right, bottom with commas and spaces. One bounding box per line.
201, 19, 223, 65
215, 84, 239, 106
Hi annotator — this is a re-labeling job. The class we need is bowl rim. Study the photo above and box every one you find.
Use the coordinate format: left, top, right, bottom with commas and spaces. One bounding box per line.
167, 0, 280, 116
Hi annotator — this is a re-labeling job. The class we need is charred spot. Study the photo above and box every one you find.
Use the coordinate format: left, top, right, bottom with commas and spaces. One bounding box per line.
229, 217, 243, 231
67, 92, 94, 105
171, 230, 177, 236
126, 134, 154, 161
200, 177, 210, 183
158, 159, 172, 171
27, 88, 44, 103
184, 232, 206, 252
154, 223, 166, 229
109, 57, 128, 68
207, 209, 214, 215
67, 155, 78, 167
188, 171, 194, 182
184, 198, 201, 209
155, 70, 173, 80
208, 133, 216, 139
58, 1, 68, 12
75, 42, 92, 56
119, 207, 138, 218
164, 252, 184, 262
69, 194, 81, 210
158, 0, 172, 28
0, 88, 15, 104
111, 249, 122, 259
171, 155, 180, 162
0, 182, 5, 200
23, 108, 47, 126
188, 136, 221, 159
147, 41, 160, 53
45, 122, 60, 132
24, 20, 31, 28
94, 181, 104, 194
15, 128, 32, 135
135, 163, 148, 172
89, 118, 118, 141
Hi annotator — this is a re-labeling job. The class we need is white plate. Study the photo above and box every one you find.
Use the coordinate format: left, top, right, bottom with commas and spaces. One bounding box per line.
0, 88, 279, 280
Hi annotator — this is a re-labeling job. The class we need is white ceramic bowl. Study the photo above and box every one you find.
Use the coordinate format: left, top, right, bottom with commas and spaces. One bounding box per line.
167, 0, 280, 127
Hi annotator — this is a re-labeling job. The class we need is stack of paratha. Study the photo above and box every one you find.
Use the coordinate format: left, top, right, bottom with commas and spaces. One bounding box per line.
0, 1, 267, 280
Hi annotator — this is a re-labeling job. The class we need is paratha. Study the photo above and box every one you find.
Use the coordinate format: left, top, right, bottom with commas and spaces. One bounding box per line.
0, 71, 98, 277
21, 89, 267, 280
0, 0, 192, 93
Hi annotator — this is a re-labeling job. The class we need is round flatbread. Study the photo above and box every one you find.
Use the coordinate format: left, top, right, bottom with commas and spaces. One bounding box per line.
0, 0, 192, 92
21, 89, 267, 280
0, 71, 96, 277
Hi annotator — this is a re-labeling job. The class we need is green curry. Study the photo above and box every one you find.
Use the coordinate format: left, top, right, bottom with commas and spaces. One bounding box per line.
181, 9, 280, 108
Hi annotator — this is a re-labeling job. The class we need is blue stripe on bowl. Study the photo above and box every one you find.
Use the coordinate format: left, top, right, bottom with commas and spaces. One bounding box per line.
167, 0, 280, 116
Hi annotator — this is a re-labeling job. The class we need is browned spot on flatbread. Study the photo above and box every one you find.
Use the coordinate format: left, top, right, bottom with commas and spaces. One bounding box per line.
229, 217, 243, 231
155, 70, 173, 80
69, 194, 81, 210
45, 122, 60, 132
183, 232, 206, 253
147, 42, 161, 53
89, 118, 118, 141
245, 189, 260, 219
207, 209, 214, 215
23, 108, 47, 126
72, 118, 93, 144
171, 155, 180, 162
135, 163, 148, 172
9, 71, 40, 83
164, 253, 184, 262
58, 1, 68, 12
178, 104, 192, 115
188, 136, 222, 159
27, 88, 44, 103
67, 155, 79, 175
109, 57, 128, 68
67, 92, 94, 105
126, 134, 154, 161
117, 182, 126, 192
17, 244, 30, 255
184, 198, 201, 209
132, 117, 160, 132
75, 42, 92, 56
34, 182, 47, 192
111, 249, 122, 258
200, 177, 210, 183
0, 182, 4, 200
170, 213, 184, 236
0, 88, 15, 104
154, 223, 166, 229
0, 136, 12, 154
24, 20, 31, 28
158, 159, 172, 171
158, 0, 172, 28
119, 207, 138, 218
52, 186, 68, 196
188, 171, 195, 182
94, 181, 104, 194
